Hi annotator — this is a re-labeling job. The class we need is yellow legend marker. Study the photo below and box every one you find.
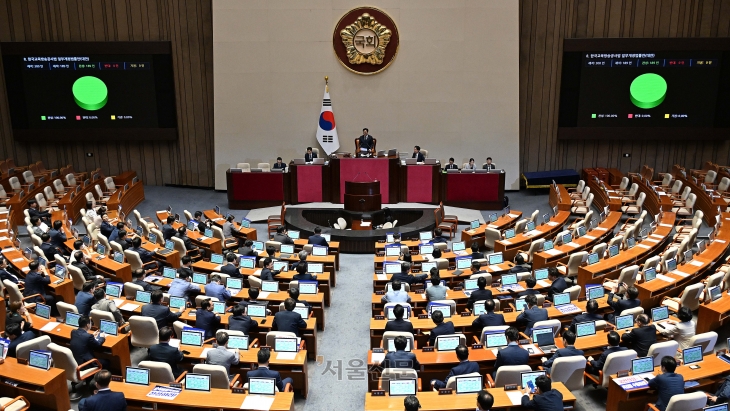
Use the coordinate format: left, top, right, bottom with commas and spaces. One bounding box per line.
111, 115, 116, 120
664, 114, 669, 118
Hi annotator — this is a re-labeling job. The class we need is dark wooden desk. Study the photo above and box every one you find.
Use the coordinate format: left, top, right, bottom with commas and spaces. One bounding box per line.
549, 183, 572, 211
698, 290, 730, 333
226, 170, 289, 209
494, 211, 570, 261
460, 211, 522, 249
0, 357, 70, 411
441, 171, 505, 210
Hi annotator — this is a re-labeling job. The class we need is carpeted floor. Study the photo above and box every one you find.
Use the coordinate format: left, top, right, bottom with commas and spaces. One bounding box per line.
42, 186, 725, 411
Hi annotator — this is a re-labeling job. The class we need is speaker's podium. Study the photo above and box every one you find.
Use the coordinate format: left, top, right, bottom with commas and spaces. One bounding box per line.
344, 180, 381, 212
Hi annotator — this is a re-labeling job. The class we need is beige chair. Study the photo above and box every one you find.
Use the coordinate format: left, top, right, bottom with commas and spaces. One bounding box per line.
705, 170, 718, 185
674, 210, 703, 241
384, 283, 411, 293
528, 210, 539, 223
564, 285, 581, 301
647, 392, 707, 411
94, 185, 109, 203
150, 228, 165, 245
22, 170, 34, 184
672, 193, 696, 217
258, 163, 271, 172
173, 321, 187, 339
591, 243, 607, 258
514, 219, 527, 235
8, 177, 21, 192
236, 163, 251, 172
97, 233, 111, 252
469, 273, 492, 284
48, 342, 102, 400
620, 306, 644, 321
556, 251, 586, 279
484, 228, 501, 250
569, 180, 585, 198
183, 210, 194, 224
138, 360, 184, 384
193, 364, 240, 389
265, 240, 282, 252
109, 241, 124, 255
686, 332, 718, 355
0, 396, 29, 411
532, 319, 562, 336
646, 341, 679, 366
658, 173, 673, 188
90, 309, 125, 332
701, 271, 724, 300
570, 193, 593, 216
585, 349, 637, 388
129, 317, 159, 348
195, 295, 219, 308
445, 371, 481, 390
124, 281, 145, 299
124, 250, 156, 274
212, 225, 238, 252
516, 239, 544, 264
15, 335, 51, 361
662, 283, 703, 312
672, 186, 691, 206
3, 280, 40, 308
379, 368, 420, 393
477, 326, 509, 344
266, 331, 297, 348
620, 183, 638, 202
603, 265, 639, 290
56, 301, 78, 319
621, 192, 645, 216
65, 173, 77, 187
382, 331, 415, 351
658, 248, 678, 273
547, 356, 585, 391
67, 264, 86, 291
487, 365, 532, 387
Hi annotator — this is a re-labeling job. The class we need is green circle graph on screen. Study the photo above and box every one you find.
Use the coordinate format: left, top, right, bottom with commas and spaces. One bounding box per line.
630, 73, 667, 109
72, 76, 108, 111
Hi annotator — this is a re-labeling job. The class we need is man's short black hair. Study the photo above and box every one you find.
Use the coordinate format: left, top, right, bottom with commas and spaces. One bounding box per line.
276, 156, 282, 161
296, 264, 307, 274
607, 330, 620, 346
194, 211, 203, 218
636, 313, 649, 325
505, 326, 519, 342
392, 280, 402, 291
5, 323, 21, 337
548, 267, 559, 278
449, 157, 454, 162
30, 216, 40, 226
487, 157, 492, 161
78, 316, 90, 328
515, 254, 525, 265
477, 276, 487, 289
477, 390, 495, 410
257, 348, 271, 364
484, 299, 495, 312
201, 299, 212, 310
288, 287, 300, 300
471, 242, 480, 252
535, 375, 551, 393
586, 299, 599, 314
562, 330, 576, 345
526, 294, 537, 307
74, 251, 84, 262
434, 228, 442, 236
627, 286, 639, 299
404, 395, 420, 411
430, 273, 441, 286
455, 344, 469, 361
284, 297, 296, 311
401, 262, 411, 273
248, 287, 259, 299
132, 268, 144, 279
95, 370, 112, 388
314, 227, 322, 234
306, 147, 312, 151
414, 145, 420, 151
159, 326, 173, 341
132, 237, 142, 248
677, 306, 693, 322
276, 226, 285, 234
226, 252, 236, 262
661, 356, 677, 372
83, 281, 95, 292
27, 199, 37, 206
216, 331, 229, 346
362, 128, 368, 132
28, 261, 39, 271
393, 304, 405, 319
41, 233, 50, 242
167, 216, 175, 224
432, 248, 442, 258
233, 304, 245, 316
116, 222, 125, 230
53, 220, 63, 230
93, 288, 106, 300
525, 276, 537, 288
394, 335, 408, 350
431, 310, 444, 324
151, 290, 164, 303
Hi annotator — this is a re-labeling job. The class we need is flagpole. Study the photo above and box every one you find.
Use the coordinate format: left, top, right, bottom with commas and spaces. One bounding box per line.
325, 75, 328, 93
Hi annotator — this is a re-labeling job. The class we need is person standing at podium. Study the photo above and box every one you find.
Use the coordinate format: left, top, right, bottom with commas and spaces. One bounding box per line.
412, 146, 425, 162
304, 147, 318, 162
358, 128, 374, 155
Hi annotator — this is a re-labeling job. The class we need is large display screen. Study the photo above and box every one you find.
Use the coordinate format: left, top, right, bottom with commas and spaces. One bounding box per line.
1, 42, 177, 141
558, 38, 730, 140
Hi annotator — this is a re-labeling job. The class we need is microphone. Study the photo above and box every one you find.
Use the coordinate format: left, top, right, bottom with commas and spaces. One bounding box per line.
364, 172, 375, 182
353, 172, 362, 182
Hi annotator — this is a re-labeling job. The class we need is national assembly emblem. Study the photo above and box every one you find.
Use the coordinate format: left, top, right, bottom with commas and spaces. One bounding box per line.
333, 7, 399, 75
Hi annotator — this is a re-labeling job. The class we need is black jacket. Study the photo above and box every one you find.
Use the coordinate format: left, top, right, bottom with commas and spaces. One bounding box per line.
521, 389, 564, 411
78, 389, 127, 411
220, 264, 242, 278
384, 318, 414, 334
472, 312, 506, 329
228, 315, 258, 335
272, 310, 307, 337
429, 321, 455, 346
23, 271, 50, 301
72, 261, 96, 281
148, 342, 185, 377
141, 303, 180, 329
161, 224, 176, 241
466, 289, 493, 310
621, 325, 657, 357
307, 235, 329, 247
70, 328, 105, 364
649, 372, 684, 411
195, 309, 221, 339
412, 152, 425, 162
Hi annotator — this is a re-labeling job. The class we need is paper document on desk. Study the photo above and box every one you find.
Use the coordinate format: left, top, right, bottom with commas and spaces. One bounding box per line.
670, 270, 689, 278
40, 322, 60, 332
637, 244, 651, 249
583, 235, 596, 241
525, 230, 541, 237
566, 242, 581, 248
487, 224, 498, 229
508, 213, 519, 218
690, 260, 704, 267
241, 395, 275, 411
537, 280, 551, 288
1, 248, 13, 254
120, 303, 140, 311
376, 274, 387, 281
544, 249, 562, 256
506, 390, 525, 405
276, 352, 297, 360
659, 223, 672, 227
253, 269, 262, 276
594, 227, 608, 231
644, 238, 659, 243
199, 348, 214, 358
168, 339, 180, 348
547, 221, 559, 226
11, 258, 23, 263
650, 234, 663, 239
656, 274, 675, 283
371, 353, 385, 364
501, 240, 512, 245
257, 292, 270, 299
488, 265, 502, 272
113, 299, 126, 307
360, 221, 371, 227
146, 385, 182, 400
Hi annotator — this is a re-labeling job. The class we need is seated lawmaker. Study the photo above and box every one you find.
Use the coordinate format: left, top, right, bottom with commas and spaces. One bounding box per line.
569, 299, 603, 332
483, 157, 496, 170
206, 332, 239, 375
472, 299, 505, 330
516, 294, 547, 335
431, 228, 448, 244
204, 274, 231, 302
586, 331, 626, 375
658, 306, 695, 352
382, 280, 411, 304
428, 310, 455, 346
521, 375, 563, 410
228, 304, 258, 335
605, 284, 641, 323
272, 298, 307, 337
195, 299, 221, 339
425, 270, 448, 302
392, 262, 428, 286
431, 344, 480, 389
385, 304, 414, 333
220, 253, 242, 278
649, 356, 684, 411
412, 146, 425, 162
141, 290, 181, 329
293, 264, 317, 281
518, 277, 541, 297
304, 147, 317, 163
494, 327, 529, 372
471, 242, 484, 260
541, 330, 583, 373
621, 314, 656, 357
78, 370, 127, 411
381, 335, 419, 370
148, 327, 185, 378
308, 227, 329, 247
546, 267, 567, 301
273, 226, 293, 245
466, 276, 493, 310
27, 199, 51, 224
6, 323, 37, 358
247, 349, 293, 392
272, 157, 286, 170
444, 157, 459, 170
238, 240, 257, 257
358, 128, 374, 154
48, 220, 67, 249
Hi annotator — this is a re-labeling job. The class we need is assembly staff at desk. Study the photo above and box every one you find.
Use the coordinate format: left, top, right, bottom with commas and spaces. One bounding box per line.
483, 157, 496, 170
358, 128, 374, 155
305, 147, 318, 163
444, 157, 459, 170
412, 146, 425, 162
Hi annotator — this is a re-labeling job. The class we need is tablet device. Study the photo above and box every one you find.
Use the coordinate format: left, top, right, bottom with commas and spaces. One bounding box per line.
683, 345, 703, 365
240, 257, 255, 269
247, 304, 267, 318
470, 220, 480, 229
435, 335, 461, 351
298, 280, 318, 295
615, 314, 634, 330
261, 281, 279, 293
248, 377, 276, 395
163, 267, 177, 279
185, 373, 211, 392
99, 319, 118, 336
135, 290, 151, 304
274, 337, 298, 352
388, 379, 417, 396
452, 241, 466, 252
586, 286, 604, 300
169, 296, 187, 311
105, 283, 122, 299
280, 244, 295, 254
65, 312, 81, 327
192, 273, 208, 285
534, 268, 549, 280
485, 332, 508, 348
575, 321, 596, 337
312, 246, 327, 256
226, 335, 249, 350
28, 350, 51, 370
125, 367, 150, 385
210, 253, 224, 264
455, 375, 483, 394
35, 303, 51, 319
385, 246, 401, 257
181, 330, 204, 346
226, 278, 243, 290
456, 257, 472, 269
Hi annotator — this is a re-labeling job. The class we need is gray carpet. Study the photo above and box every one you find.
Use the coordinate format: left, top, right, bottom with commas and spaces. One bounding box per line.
32, 186, 724, 411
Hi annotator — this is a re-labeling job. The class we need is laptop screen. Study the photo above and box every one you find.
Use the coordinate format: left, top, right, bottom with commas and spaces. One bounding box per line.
288, 230, 300, 239
386, 233, 394, 243
187, 221, 196, 231
587, 253, 599, 265
162, 267, 176, 279
644, 267, 657, 282
210, 253, 224, 264
504, 229, 515, 239
615, 314, 634, 330
666, 258, 677, 272
247, 304, 266, 318
322, 234, 331, 242
534, 268, 549, 280
535, 332, 555, 348
543, 240, 554, 251
421, 262, 437, 273
249, 377, 276, 395
627, 237, 636, 248
185, 373, 211, 392
53, 266, 66, 279
106, 283, 122, 299
274, 337, 298, 352
227, 335, 249, 350
429, 304, 451, 318
308, 263, 324, 273
710, 286, 722, 301
212, 302, 226, 314
384, 263, 401, 274
464, 279, 478, 290
386, 338, 412, 352
312, 246, 327, 256
470, 220, 480, 229
419, 244, 434, 255
577, 225, 587, 237
501, 274, 517, 285
298, 281, 318, 295
576, 321, 596, 337
261, 281, 279, 293
192, 273, 207, 285
273, 261, 288, 272
435, 335, 461, 351
240, 257, 255, 269
456, 257, 472, 269
683, 345, 703, 365
252, 241, 264, 251
521, 371, 546, 392
455, 376, 483, 394
29, 351, 51, 370
452, 241, 466, 252
553, 292, 570, 306
632, 357, 654, 375
515, 299, 528, 311
280, 244, 294, 254
609, 245, 620, 257
526, 221, 536, 232
488, 253, 503, 265
389, 379, 417, 396
586, 286, 604, 300
35, 303, 51, 319
66, 312, 81, 327
419, 232, 433, 241
293, 306, 309, 319
181, 330, 203, 346
473, 303, 487, 315
705, 405, 729, 411
100, 319, 118, 336
562, 233, 572, 244
651, 306, 669, 322
240, 219, 251, 228
135, 291, 151, 304
385, 246, 401, 256
485, 332, 508, 348
489, 214, 498, 223
97, 244, 106, 255
226, 278, 243, 290
125, 367, 150, 385
169, 296, 186, 310
386, 305, 410, 320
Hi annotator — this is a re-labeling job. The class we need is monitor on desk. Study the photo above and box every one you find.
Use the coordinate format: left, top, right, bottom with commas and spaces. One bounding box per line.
240, 219, 251, 229
273, 261, 288, 272
455, 375, 483, 394
240, 257, 255, 269
489, 213, 498, 223
261, 281, 279, 293
504, 228, 516, 239
247, 304, 266, 318
425, 280, 446, 289
576, 321, 596, 337
463, 278, 478, 291
553, 292, 570, 306
288, 230, 300, 240
515, 298, 528, 311
421, 261, 437, 273
298, 280, 318, 295
705, 405, 729, 411
534, 268, 549, 280
587, 253, 599, 265
428, 303, 451, 318
488, 252, 503, 265
212, 302, 226, 314
105, 283, 122, 299
210, 253, 224, 264
651, 306, 669, 322
308, 263, 324, 273
100, 319, 118, 336
227, 335, 249, 350
470, 220, 480, 230
683, 345, 703, 365
615, 314, 634, 330
192, 273, 208, 285
322, 234, 331, 242
164, 240, 174, 251
666, 258, 677, 272
35, 303, 51, 319
186, 221, 197, 231
385, 263, 401, 274
485, 332, 508, 348
185, 373, 211, 392
280, 244, 295, 254
456, 257, 472, 270
82, 235, 91, 246
162, 267, 176, 279
226, 278, 243, 290
385, 246, 401, 257
125, 367, 150, 386
698, 240, 707, 254
543, 240, 554, 251
386, 233, 395, 243
214, 205, 220, 215
626, 237, 636, 249
683, 249, 694, 263
274, 337, 298, 353
386, 305, 410, 320
501, 274, 517, 286
169, 296, 186, 311
252, 241, 264, 251
53, 266, 66, 279
435, 335, 461, 351
542, 213, 551, 225
473, 303, 487, 315
29, 350, 51, 370
452, 241, 466, 252
710, 285, 722, 302
521, 371, 547, 392
97, 244, 106, 255
586, 286, 604, 300
389, 379, 417, 396
631, 357, 654, 375
532, 327, 554, 343
181, 330, 204, 346
293, 306, 309, 319
419, 244, 434, 255
644, 267, 657, 282
419, 231, 433, 241
562, 233, 572, 244
526, 220, 536, 232
312, 246, 327, 256
249, 377, 276, 395
65, 312, 81, 327
577, 225, 587, 238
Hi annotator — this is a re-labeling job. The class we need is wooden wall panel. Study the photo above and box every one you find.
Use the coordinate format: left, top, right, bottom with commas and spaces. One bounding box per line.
0, 0, 214, 187
521, 0, 730, 176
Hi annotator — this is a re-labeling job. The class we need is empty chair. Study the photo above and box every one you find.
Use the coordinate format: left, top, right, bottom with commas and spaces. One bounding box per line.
138, 360, 184, 384
257, 163, 271, 172
620, 183, 639, 202
266, 331, 298, 348
621, 192, 645, 216
591, 243, 607, 257
48, 342, 101, 400
15, 335, 51, 361
4, 280, 40, 308
129, 317, 159, 348
571, 193, 593, 216
705, 169, 718, 185
8, 177, 20, 192
621, 306, 644, 321
235, 163, 251, 172
556, 251, 587, 279
183, 210, 194, 223
65, 173, 77, 187
379, 368, 419, 392
484, 228, 501, 250
564, 285, 581, 301
603, 265, 639, 290
661, 283, 703, 312
514, 219, 527, 234
568, 180, 585, 198
658, 173, 673, 188
547, 356, 585, 391
67, 265, 86, 291
487, 365, 532, 387
103, 176, 116, 192
0, 396, 29, 411
337, 217, 347, 230
56, 301, 78, 319
686, 332, 718, 355
21, 170, 34, 184
646, 341, 679, 366
429, 300, 456, 316
585, 349, 637, 388
669, 179, 683, 196
647, 392, 707, 411
672, 193, 696, 217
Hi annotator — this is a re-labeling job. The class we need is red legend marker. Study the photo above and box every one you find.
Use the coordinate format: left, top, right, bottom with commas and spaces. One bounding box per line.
76, 115, 81, 120
628, 114, 633, 118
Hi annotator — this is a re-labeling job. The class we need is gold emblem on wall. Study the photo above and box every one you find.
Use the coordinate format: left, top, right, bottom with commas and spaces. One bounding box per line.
333, 7, 399, 75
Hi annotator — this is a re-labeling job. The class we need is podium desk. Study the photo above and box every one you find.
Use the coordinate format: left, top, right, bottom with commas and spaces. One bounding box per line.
698, 290, 730, 333
344, 180, 381, 212
110, 381, 295, 411
549, 183, 572, 211
400, 164, 441, 203
0, 357, 70, 411
288, 163, 329, 204
226, 169, 289, 209
441, 171, 505, 210
329, 157, 400, 204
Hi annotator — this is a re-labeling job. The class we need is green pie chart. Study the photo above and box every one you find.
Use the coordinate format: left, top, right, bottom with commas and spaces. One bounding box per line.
630, 73, 667, 109
72, 76, 108, 110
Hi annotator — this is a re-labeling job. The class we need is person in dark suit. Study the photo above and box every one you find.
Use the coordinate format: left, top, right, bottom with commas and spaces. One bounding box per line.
470, 242, 485, 260
542, 330, 584, 373
272, 157, 286, 170
74, 281, 97, 316
148, 327, 185, 378
260, 258, 281, 282
175, 226, 199, 253
132, 269, 161, 292
304, 147, 318, 162
472, 299, 506, 330
129, 237, 160, 272
649, 356, 685, 411
467, 276, 493, 310
220, 253, 242, 278
73, 251, 101, 281
272, 298, 307, 337
546, 268, 567, 301
483, 157, 496, 170
6, 301, 33, 333
494, 327, 529, 373
247, 349, 294, 392
70, 316, 110, 370
431, 228, 448, 244
237, 288, 268, 312
707, 375, 730, 405
412, 146, 425, 162
39, 234, 62, 262
385, 304, 414, 333
358, 128, 374, 155
6, 323, 38, 358
0, 258, 20, 285
468, 261, 487, 277
238, 240, 257, 257
381, 335, 419, 370
518, 277, 541, 297
444, 157, 459, 171
288, 287, 312, 309
621, 314, 657, 357
569, 299, 603, 332
161, 216, 177, 241
141, 290, 181, 329
292, 264, 317, 282
100, 215, 115, 239
509, 254, 531, 275
516, 294, 548, 335
27, 199, 51, 224
23, 261, 54, 307
605, 285, 641, 323
586, 331, 626, 375
195, 299, 221, 339
228, 304, 258, 335
391, 262, 429, 286
428, 310, 455, 346
48, 220, 68, 250
307, 227, 329, 247
192, 211, 210, 233
273, 226, 293, 245
521, 375, 564, 411
78, 370, 126, 411
431, 345, 481, 389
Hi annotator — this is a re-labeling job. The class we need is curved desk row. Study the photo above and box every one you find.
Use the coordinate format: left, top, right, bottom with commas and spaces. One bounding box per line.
494, 211, 571, 261
460, 210, 523, 248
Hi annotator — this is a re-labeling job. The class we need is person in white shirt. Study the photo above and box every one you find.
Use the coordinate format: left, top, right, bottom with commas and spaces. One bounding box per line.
658, 306, 695, 356
463, 158, 477, 170
382, 280, 411, 303
425, 269, 448, 302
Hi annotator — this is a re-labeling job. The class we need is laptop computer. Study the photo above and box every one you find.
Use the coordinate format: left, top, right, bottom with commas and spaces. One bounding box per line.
651, 306, 670, 329
575, 321, 596, 338
227, 335, 249, 350
485, 332, 508, 350
534, 329, 557, 352
249, 377, 277, 395
615, 314, 634, 330
683, 345, 703, 366
631, 356, 655, 379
